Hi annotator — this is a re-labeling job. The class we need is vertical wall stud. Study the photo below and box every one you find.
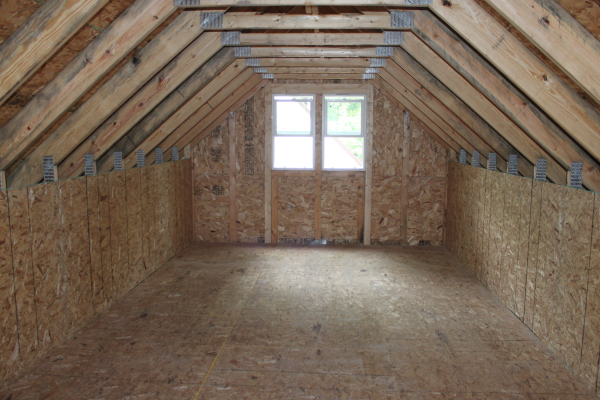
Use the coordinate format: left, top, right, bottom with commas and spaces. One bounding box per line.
229, 112, 237, 242
508, 154, 519, 176
401, 110, 410, 245
315, 94, 323, 241
172, 147, 179, 162
568, 161, 583, 189
364, 84, 374, 245
156, 148, 163, 164
183, 144, 191, 160
43, 155, 55, 183
84, 153, 95, 176
0, 171, 6, 190
459, 149, 466, 164
113, 151, 123, 171
136, 149, 145, 167
472, 151, 480, 168
264, 82, 273, 243
487, 153, 497, 171
535, 158, 547, 181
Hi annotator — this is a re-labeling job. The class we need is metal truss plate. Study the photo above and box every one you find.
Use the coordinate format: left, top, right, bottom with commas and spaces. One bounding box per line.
262, 73, 274, 79
137, 149, 145, 168
384, 31, 404, 45
370, 58, 386, 67
156, 148, 163, 165
174, 0, 201, 6
459, 149, 466, 164
245, 58, 260, 67
472, 151, 480, 168
172, 147, 179, 162
508, 154, 519, 175
569, 161, 583, 189
253, 67, 267, 73
362, 73, 375, 80
234, 46, 251, 57
535, 158, 547, 181
487, 153, 497, 171
221, 31, 240, 45
43, 155, 55, 183
406, 0, 432, 5
365, 68, 380, 74
113, 151, 123, 171
390, 11, 414, 28
200, 12, 223, 29
376, 47, 393, 57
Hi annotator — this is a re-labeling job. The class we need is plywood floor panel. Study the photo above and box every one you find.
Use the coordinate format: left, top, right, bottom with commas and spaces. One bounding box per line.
0, 244, 593, 399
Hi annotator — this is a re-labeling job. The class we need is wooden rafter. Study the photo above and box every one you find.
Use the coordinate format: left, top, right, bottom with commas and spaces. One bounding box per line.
0, 0, 177, 172
0, 0, 109, 106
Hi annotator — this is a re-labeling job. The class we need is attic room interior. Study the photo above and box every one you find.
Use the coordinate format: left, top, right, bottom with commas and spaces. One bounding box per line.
2, 0, 600, 398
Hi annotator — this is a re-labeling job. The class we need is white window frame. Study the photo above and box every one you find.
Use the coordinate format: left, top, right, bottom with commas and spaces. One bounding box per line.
272, 93, 316, 171
322, 94, 367, 172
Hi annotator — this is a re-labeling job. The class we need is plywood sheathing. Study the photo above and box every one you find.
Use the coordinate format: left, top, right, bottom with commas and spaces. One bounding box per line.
447, 162, 600, 392
278, 176, 316, 240
321, 177, 360, 241
407, 177, 445, 246
372, 91, 403, 177
370, 177, 402, 244
0, 161, 192, 388
236, 175, 265, 243
194, 120, 230, 176
194, 175, 230, 242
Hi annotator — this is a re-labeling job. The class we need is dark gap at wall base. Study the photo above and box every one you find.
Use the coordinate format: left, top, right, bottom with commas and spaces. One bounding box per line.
446, 161, 600, 394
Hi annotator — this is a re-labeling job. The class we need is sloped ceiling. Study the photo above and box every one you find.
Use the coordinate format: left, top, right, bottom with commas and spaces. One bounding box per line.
0, 0, 599, 190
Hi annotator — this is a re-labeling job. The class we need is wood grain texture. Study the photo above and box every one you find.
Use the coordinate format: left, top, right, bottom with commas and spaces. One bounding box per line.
320, 177, 360, 240
193, 121, 229, 176
407, 177, 446, 246
108, 170, 128, 299
86, 175, 105, 314
474, 168, 488, 281
408, 121, 447, 178
28, 182, 64, 351
59, 177, 92, 336
0, 190, 18, 381
154, 164, 168, 267
125, 168, 143, 285
532, 182, 566, 344
194, 174, 230, 242
552, 187, 593, 371
278, 177, 316, 240
372, 90, 403, 177
236, 175, 265, 244
141, 166, 159, 272
0, 0, 109, 105
7, 187, 37, 364
0, 0, 177, 172
371, 176, 402, 243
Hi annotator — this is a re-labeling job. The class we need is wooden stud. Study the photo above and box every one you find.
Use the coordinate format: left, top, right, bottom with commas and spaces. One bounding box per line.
271, 176, 278, 243
214, 13, 407, 30
183, 144, 191, 160
401, 111, 409, 245
315, 94, 323, 240
265, 82, 273, 244
249, 47, 387, 58
0, 171, 5, 191
273, 74, 366, 80
237, 33, 391, 46
364, 83, 374, 245
0, 0, 177, 173
58, 32, 223, 180
257, 58, 373, 67
0, 0, 109, 106
358, 178, 365, 243
259, 67, 372, 74
229, 112, 237, 242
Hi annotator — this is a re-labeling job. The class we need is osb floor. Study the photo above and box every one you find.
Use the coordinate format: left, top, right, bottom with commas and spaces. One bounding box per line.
0, 243, 595, 399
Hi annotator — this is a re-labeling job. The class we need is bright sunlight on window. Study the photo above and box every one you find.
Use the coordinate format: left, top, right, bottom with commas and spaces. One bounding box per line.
273, 95, 315, 169
323, 95, 365, 170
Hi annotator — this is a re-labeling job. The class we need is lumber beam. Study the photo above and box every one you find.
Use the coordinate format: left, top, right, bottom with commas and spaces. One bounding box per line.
483, 0, 600, 105
412, 10, 600, 191
248, 47, 387, 58
58, 32, 223, 180
380, 64, 508, 172
176, 0, 417, 5
96, 48, 236, 174
428, 0, 600, 172
273, 74, 366, 79
121, 66, 254, 169
251, 58, 373, 67
7, 11, 205, 188
206, 13, 411, 30
257, 67, 371, 74
0, 0, 109, 106
237, 33, 389, 46
0, 0, 176, 172
400, 34, 567, 186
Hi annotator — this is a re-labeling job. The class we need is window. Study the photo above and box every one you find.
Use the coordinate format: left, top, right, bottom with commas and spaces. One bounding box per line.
272, 95, 315, 169
323, 95, 365, 170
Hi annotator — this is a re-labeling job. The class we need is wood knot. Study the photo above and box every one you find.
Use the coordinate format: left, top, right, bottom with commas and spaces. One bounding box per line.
442, 0, 452, 6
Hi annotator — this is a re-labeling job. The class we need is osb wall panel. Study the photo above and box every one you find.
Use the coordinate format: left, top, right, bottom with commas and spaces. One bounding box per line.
473, 169, 488, 281
321, 177, 360, 240
192, 120, 229, 176
194, 174, 230, 242
0, 161, 193, 388
372, 90, 403, 177
371, 177, 402, 243
60, 177, 93, 337
407, 177, 445, 246
278, 177, 316, 240
28, 182, 65, 351
447, 162, 600, 394
408, 121, 446, 178
142, 166, 158, 272
552, 188, 594, 371
154, 164, 168, 269
236, 175, 265, 243
0, 191, 18, 382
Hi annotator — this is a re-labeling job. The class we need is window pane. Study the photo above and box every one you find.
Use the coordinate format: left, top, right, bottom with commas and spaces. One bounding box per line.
274, 137, 314, 169
326, 101, 362, 136
323, 137, 364, 170
276, 101, 312, 135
